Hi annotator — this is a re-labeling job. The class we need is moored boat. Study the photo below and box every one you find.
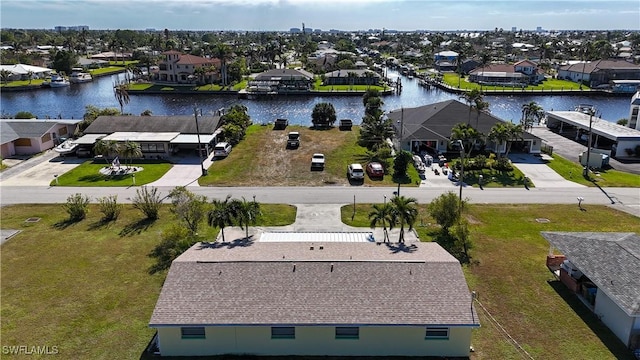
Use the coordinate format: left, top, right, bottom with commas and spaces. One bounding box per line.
44, 74, 70, 88
54, 139, 78, 155
69, 68, 93, 83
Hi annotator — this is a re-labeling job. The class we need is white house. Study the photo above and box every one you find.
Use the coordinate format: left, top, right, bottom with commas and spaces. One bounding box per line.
149, 241, 479, 357
543, 232, 640, 351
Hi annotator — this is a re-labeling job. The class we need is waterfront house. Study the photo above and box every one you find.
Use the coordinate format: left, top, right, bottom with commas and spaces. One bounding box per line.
543, 232, 640, 351
81, 114, 222, 157
387, 99, 543, 155
468, 60, 545, 87
248, 68, 314, 93
0, 119, 80, 158
157, 50, 221, 84
0, 64, 52, 81
557, 59, 640, 89
323, 69, 381, 86
149, 241, 479, 357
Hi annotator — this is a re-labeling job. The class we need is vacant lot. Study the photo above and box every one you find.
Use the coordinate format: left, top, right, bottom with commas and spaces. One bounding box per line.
200, 124, 419, 187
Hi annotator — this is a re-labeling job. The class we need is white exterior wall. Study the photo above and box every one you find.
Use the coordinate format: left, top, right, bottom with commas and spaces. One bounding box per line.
617, 140, 640, 157
157, 325, 473, 357
594, 289, 634, 347
1, 142, 15, 158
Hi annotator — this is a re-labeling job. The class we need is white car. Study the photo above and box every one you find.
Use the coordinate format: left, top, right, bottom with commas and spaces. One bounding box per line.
347, 163, 364, 180
311, 153, 325, 170
213, 142, 232, 157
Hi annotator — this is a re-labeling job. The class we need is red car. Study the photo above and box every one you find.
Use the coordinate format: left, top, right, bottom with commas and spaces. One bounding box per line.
366, 162, 384, 178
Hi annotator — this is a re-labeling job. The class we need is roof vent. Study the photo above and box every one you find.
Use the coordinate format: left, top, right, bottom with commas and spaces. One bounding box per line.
293, 264, 296, 272
310, 246, 314, 250
319, 245, 324, 250
330, 263, 334, 272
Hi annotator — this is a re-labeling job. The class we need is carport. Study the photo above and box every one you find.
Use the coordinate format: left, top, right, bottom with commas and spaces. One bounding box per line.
546, 110, 640, 158
169, 133, 218, 156
100, 132, 180, 157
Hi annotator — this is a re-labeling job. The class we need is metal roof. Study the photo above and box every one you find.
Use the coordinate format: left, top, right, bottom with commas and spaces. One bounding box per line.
169, 134, 215, 144
260, 232, 374, 243
547, 111, 640, 141
101, 132, 180, 142
74, 133, 107, 145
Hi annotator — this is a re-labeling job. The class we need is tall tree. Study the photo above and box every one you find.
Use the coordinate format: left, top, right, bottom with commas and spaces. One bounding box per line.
520, 101, 544, 131
208, 195, 235, 243
459, 89, 482, 124
168, 186, 209, 235
230, 197, 261, 240
311, 102, 337, 128
113, 81, 130, 114
389, 195, 418, 243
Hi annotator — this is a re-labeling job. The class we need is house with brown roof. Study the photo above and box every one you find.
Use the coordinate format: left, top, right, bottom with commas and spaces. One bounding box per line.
469, 60, 545, 87
557, 59, 640, 89
157, 50, 221, 84
543, 232, 640, 352
387, 99, 543, 155
149, 241, 479, 357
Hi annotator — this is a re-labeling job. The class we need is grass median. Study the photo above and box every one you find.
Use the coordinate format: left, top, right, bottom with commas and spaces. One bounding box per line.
343, 203, 640, 359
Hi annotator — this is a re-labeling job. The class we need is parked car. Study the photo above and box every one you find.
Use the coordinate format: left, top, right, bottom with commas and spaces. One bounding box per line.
311, 153, 325, 170
286, 132, 300, 149
347, 163, 365, 180
366, 162, 384, 178
213, 142, 232, 157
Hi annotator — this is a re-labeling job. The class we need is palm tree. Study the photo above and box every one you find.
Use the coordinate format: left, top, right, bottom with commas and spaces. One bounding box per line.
369, 202, 393, 242
94, 140, 120, 166
113, 81, 130, 114
207, 195, 235, 243
26, 70, 34, 85
488, 122, 511, 155
389, 195, 418, 243
473, 98, 490, 129
214, 43, 232, 87
450, 123, 482, 157
459, 89, 482, 124
120, 141, 142, 168
0, 69, 11, 85
520, 101, 544, 132
502, 122, 524, 157
230, 197, 261, 240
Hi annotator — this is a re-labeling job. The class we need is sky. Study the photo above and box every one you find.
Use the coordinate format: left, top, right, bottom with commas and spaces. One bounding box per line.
1, 0, 639, 32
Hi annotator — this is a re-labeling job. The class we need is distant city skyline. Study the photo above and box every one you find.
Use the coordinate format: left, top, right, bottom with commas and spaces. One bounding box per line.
1, 0, 638, 32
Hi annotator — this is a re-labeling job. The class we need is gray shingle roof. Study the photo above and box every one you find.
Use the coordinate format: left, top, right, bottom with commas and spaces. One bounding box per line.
542, 232, 640, 316
84, 115, 220, 135
150, 242, 478, 327
387, 99, 540, 141
0, 121, 56, 139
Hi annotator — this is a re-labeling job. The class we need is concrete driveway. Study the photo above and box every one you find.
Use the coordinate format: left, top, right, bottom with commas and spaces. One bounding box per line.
0, 151, 86, 186
509, 154, 586, 188
147, 153, 215, 187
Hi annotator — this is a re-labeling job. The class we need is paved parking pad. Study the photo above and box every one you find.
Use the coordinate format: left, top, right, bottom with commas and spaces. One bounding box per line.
509, 154, 586, 188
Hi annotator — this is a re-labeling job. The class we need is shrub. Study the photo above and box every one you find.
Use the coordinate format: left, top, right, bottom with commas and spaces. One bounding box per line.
98, 195, 122, 221
493, 156, 513, 171
62, 193, 90, 221
131, 186, 162, 220
148, 225, 197, 273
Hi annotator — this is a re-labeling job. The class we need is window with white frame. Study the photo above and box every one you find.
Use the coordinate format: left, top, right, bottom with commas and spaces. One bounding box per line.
181, 327, 205, 339
335, 326, 359, 339
425, 326, 449, 339
271, 326, 295, 339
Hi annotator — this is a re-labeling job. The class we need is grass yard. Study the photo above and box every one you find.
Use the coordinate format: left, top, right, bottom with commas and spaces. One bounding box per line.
442, 73, 586, 92
546, 153, 640, 187
200, 124, 420, 187
0, 79, 47, 87
0, 203, 296, 360
342, 203, 640, 359
52, 160, 172, 186
89, 67, 126, 77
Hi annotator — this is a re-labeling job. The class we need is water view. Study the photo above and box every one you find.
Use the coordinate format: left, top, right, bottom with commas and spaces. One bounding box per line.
0, 70, 633, 125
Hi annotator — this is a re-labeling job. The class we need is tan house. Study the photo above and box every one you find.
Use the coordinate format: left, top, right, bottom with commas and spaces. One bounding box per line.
0, 119, 80, 158
469, 60, 545, 87
149, 241, 479, 357
157, 50, 221, 84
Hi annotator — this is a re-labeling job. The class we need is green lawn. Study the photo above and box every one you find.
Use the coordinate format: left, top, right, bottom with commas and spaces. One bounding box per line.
89, 67, 126, 77
0, 79, 47, 87
546, 153, 640, 187
200, 125, 420, 187
343, 203, 640, 360
52, 160, 172, 187
127, 82, 154, 91
0, 203, 296, 360
442, 73, 586, 92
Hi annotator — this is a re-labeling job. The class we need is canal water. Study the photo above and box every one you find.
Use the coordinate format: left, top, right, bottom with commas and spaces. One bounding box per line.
0, 70, 633, 125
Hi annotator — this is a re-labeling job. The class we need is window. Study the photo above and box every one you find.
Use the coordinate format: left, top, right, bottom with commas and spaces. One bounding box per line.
181, 327, 205, 339
14, 138, 32, 146
425, 327, 449, 340
271, 327, 295, 339
335, 327, 359, 339
41, 133, 51, 143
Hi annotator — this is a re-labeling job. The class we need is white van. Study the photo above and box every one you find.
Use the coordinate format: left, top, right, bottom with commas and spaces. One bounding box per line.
213, 142, 232, 157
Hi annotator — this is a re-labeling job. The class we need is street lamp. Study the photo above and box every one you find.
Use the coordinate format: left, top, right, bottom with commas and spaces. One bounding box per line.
580, 105, 596, 178
453, 140, 465, 218
194, 107, 208, 176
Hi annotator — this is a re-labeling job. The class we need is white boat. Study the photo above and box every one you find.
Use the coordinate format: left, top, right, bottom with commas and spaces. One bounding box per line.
69, 68, 93, 83
45, 74, 70, 88
54, 139, 78, 155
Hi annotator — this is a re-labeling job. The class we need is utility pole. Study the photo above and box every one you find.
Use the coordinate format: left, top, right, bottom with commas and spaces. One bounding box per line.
194, 107, 208, 177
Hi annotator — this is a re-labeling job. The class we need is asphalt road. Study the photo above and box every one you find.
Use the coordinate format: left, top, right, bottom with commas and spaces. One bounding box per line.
1, 185, 638, 216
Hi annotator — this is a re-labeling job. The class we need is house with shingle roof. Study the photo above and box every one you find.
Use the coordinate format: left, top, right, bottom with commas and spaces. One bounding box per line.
469, 60, 544, 87
81, 114, 222, 157
248, 68, 315, 93
0, 119, 80, 158
387, 99, 542, 155
157, 50, 221, 84
557, 59, 640, 88
323, 69, 381, 86
149, 241, 479, 357
543, 232, 640, 351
